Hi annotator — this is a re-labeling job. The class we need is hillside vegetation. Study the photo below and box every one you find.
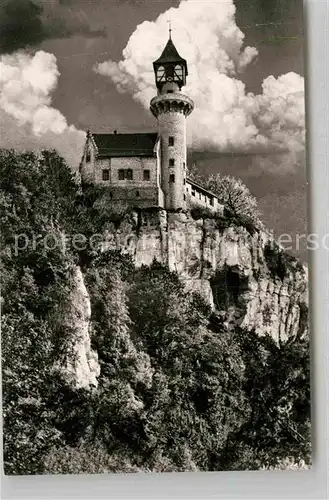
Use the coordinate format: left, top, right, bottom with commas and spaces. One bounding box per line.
0, 149, 311, 474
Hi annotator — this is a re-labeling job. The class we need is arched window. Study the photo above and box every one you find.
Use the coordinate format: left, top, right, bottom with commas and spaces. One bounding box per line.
157, 65, 165, 81
174, 64, 184, 81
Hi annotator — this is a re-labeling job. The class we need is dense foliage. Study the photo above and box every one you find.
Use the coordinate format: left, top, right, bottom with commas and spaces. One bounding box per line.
1, 150, 311, 474
188, 165, 262, 231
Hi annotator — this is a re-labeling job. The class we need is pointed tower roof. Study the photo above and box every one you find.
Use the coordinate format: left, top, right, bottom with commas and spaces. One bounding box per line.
153, 37, 188, 75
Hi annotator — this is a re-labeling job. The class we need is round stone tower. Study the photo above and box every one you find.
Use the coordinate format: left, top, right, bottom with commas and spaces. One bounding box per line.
150, 34, 194, 210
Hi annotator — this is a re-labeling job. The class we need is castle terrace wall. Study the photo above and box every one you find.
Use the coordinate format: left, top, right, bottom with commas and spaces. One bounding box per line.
98, 185, 160, 209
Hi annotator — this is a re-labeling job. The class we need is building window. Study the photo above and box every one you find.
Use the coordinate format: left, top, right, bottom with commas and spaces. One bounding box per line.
86, 150, 91, 163
143, 169, 150, 181
183, 178, 186, 185
118, 169, 125, 180
183, 162, 186, 169
110, 192, 113, 199
102, 169, 110, 181
126, 169, 133, 180
136, 191, 140, 197
167, 90, 173, 93
169, 158, 175, 167
169, 174, 175, 183
184, 194, 186, 201
192, 190, 195, 197
169, 136, 174, 146
210, 198, 214, 206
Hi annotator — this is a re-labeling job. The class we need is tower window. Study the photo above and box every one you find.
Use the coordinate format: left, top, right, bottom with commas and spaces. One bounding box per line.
136, 191, 140, 197
183, 178, 186, 185
126, 169, 133, 180
169, 174, 175, 183
118, 169, 125, 180
183, 162, 186, 169
110, 192, 113, 199
143, 169, 150, 181
169, 136, 174, 146
174, 64, 184, 80
102, 169, 110, 181
86, 150, 91, 163
184, 194, 186, 201
156, 65, 165, 81
169, 158, 175, 167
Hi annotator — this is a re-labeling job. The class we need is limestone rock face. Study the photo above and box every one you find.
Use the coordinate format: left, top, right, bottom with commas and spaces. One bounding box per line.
101, 210, 308, 343
63, 266, 100, 388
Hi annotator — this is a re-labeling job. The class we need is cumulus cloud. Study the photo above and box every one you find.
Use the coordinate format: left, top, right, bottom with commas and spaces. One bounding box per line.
0, 0, 106, 55
94, 0, 305, 154
0, 50, 85, 168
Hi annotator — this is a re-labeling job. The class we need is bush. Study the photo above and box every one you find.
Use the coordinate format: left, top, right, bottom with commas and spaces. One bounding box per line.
190, 205, 215, 220
44, 443, 140, 474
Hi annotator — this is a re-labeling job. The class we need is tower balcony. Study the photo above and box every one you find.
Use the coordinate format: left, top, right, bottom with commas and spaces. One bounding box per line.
150, 93, 194, 118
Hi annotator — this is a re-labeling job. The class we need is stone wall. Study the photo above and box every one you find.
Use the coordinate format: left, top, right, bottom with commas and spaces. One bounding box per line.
157, 110, 187, 210
96, 157, 157, 185
98, 185, 160, 208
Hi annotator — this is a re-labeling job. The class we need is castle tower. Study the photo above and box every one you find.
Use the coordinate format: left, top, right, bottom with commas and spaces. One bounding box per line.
150, 32, 194, 210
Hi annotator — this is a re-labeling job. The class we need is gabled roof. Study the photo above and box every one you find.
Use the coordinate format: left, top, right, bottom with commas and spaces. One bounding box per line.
90, 132, 158, 157
153, 37, 188, 74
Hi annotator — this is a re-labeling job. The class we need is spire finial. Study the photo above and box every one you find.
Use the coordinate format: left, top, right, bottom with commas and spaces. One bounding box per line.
167, 19, 172, 39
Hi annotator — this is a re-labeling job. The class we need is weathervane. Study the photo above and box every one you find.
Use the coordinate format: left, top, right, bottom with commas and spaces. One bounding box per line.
167, 19, 172, 39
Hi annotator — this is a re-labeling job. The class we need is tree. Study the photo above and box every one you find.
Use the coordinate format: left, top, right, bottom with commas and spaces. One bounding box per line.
126, 263, 249, 470
0, 149, 92, 474
205, 174, 262, 226
216, 329, 311, 470
85, 264, 153, 451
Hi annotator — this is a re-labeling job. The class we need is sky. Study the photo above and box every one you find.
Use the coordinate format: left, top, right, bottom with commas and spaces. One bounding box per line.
0, 0, 307, 260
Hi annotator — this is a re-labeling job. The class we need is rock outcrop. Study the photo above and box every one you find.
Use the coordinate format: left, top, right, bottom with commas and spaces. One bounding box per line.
100, 209, 308, 344
63, 266, 100, 388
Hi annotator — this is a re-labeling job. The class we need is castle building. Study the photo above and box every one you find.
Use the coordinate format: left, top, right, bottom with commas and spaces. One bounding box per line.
80, 34, 220, 213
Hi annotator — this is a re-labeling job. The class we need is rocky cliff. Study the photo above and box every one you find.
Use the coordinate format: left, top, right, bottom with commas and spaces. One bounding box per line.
63, 209, 308, 388
99, 209, 308, 344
